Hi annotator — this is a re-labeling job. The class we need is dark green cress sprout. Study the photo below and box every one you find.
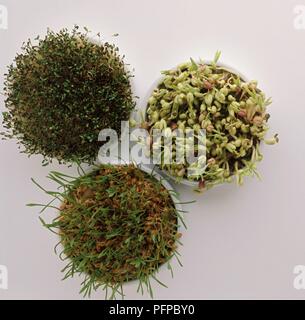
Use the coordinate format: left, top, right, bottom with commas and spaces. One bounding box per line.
2, 26, 135, 165
28, 164, 185, 299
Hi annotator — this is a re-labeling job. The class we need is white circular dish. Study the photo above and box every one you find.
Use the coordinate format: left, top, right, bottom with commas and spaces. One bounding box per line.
142, 60, 250, 188
55, 162, 184, 291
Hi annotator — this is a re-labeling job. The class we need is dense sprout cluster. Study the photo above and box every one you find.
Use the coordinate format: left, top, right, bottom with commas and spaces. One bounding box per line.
38, 164, 181, 298
145, 53, 278, 189
2, 27, 135, 164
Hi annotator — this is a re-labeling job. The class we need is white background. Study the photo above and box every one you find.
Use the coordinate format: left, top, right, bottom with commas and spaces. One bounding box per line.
0, 0, 305, 300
